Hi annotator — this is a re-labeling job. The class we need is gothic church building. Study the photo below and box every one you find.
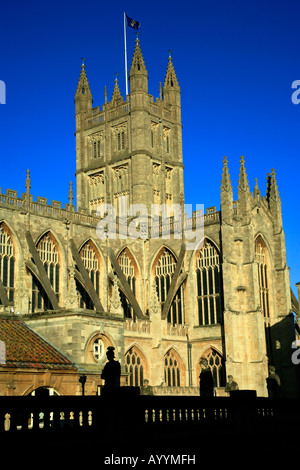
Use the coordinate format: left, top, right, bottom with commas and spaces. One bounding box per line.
0, 38, 298, 397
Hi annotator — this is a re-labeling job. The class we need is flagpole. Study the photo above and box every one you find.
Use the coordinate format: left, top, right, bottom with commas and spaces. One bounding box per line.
124, 12, 128, 96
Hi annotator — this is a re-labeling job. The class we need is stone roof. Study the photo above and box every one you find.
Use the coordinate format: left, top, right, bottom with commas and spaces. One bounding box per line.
0, 318, 75, 370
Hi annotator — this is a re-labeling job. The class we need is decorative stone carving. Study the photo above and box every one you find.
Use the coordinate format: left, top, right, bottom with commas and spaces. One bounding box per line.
65, 264, 79, 308
110, 274, 123, 316
149, 282, 161, 317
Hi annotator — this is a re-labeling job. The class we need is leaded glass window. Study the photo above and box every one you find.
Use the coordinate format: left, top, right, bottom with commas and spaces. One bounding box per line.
255, 237, 270, 319
78, 241, 100, 309
201, 349, 225, 388
196, 240, 222, 325
32, 233, 60, 311
118, 249, 136, 319
0, 225, 14, 303
117, 131, 125, 151
125, 347, 144, 387
164, 349, 181, 387
155, 249, 184, 325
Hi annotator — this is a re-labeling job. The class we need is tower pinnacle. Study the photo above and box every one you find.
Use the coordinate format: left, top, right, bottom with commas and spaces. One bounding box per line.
221, 157, 232, 193
111, 74, 122, 102
129, 36, 148, 93
75, 60, 93, 116
75, 60, 92, 98
269, 168, 280, 202
163, 52, 180, 107
238, 156, 250, 193
163, 53, 179, 91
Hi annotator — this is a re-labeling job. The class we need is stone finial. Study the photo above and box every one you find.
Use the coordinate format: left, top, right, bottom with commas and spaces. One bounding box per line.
254, 177, 260, 199
220, 156, 232, 192
26, 169, 31, 193
130, 36, 147, 74
163, 52, 179, 90
68, 181, 73, 206
269, 168, 280, 202
25, 169, 31, 212
111, 74, 122, 102
238, 156, 250, 193
75, 59, 92, 98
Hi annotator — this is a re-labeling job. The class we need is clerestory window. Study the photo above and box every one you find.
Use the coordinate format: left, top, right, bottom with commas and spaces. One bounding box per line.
32, 233, 60, 312
118, 249, 136, 320
155, 249, 184, 326
78, 241, 100, 310
196, 240, 223, 325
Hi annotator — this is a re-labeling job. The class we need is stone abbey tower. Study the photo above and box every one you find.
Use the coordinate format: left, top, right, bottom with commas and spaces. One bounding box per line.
0, 38, 298, 397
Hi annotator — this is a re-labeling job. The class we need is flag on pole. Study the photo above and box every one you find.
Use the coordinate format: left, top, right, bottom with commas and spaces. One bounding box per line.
126, 14, 140, 30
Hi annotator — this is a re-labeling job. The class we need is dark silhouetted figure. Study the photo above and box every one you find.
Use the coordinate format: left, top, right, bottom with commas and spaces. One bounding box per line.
101, 346, 121, 388
199, 357, 214, 397
140, 379, 154, 396
266, 365, 281, 397
225, 375, 239, 394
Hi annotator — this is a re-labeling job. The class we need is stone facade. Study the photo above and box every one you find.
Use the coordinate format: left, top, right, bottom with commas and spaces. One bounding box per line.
0, 38, 298, 397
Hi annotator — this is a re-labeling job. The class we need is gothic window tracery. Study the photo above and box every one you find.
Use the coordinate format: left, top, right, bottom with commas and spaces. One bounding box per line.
78, 241, 100, 310
113, 164, 129, 214
117, 131, 125, 151
200, 349, 225, 388
196, 240, 222, 325
118, 249, 136, 320
164, 349, 181, 387
89, 133, 103, 160
112, 125, 127, 152
0, 224, 14, 304
255, 236, 270, 319
154, 249, 184, 325
88, 171, 105, 213
32, 233, 60, 312
125, 347, 144, 387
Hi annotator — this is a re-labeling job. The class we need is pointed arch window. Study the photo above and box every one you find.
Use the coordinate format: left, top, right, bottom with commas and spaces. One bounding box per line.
200, 349, 225, 388
125, 347, 144, 387
117, 131, 125, 151
196, 240, 223, 325
32, 233, 60, 312
118, 249, 136, 320
154, 249, 184, 325
164, 349, 181, 387
78, 241, 100, 310
255, 237, 270, 319
93, 140, 102, 159
0, 225, 15, 304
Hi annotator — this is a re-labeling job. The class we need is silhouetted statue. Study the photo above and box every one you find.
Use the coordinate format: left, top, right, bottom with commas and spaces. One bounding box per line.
199, 357, 214, 397
225, 375, 239, 394
266, 365, 281, 397
101, 346, 121, 388
140, 379, 154, 396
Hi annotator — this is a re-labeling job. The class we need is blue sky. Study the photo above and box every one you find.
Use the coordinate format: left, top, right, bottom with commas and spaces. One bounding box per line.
0, 0, 299, 295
